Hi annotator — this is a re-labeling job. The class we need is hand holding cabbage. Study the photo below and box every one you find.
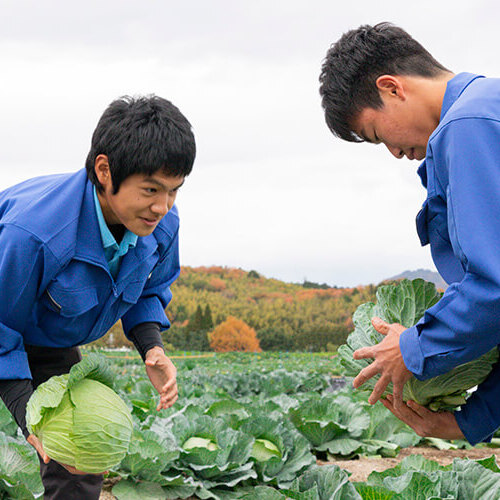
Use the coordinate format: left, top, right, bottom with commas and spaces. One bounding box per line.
352, 316, 412, 407
26, 354, 133, 474
338, 279, 499, 412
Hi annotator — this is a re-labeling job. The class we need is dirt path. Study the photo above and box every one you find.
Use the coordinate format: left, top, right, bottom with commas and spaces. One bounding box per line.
321, 446, 500, 482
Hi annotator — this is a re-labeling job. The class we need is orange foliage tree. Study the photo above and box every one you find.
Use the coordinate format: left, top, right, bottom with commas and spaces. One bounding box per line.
209, 316, 262, 352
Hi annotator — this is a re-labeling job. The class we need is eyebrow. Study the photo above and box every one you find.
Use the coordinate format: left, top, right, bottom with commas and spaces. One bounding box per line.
144, 177, 185, 190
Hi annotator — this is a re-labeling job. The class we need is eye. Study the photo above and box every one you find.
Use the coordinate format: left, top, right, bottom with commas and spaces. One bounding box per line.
144, 187, 157, 194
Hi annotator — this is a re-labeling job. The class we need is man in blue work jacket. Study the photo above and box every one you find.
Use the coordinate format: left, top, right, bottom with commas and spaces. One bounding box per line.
319, 23, 500, 444
0, 95, 195, 498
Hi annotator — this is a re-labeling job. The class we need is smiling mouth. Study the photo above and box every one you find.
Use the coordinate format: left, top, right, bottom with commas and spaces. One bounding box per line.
141, 217, 159, 226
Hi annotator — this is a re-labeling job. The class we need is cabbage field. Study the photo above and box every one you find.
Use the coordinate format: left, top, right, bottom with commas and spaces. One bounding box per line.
2, 350, 500, 499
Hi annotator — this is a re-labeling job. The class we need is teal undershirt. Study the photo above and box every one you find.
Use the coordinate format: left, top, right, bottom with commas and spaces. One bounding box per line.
93, 186, 138, 279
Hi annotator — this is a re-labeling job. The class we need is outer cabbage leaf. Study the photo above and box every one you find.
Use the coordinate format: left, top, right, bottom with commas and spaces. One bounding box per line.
0, 433, 44, 499
238, 416, 315, 487
172, 414, 256, 489
283, 464, 361, 500
363, 454, 500, 499
0, 401, 19, 437
113, 428, 180, 482
289, 394, 369, 455
338, 279, 499, 410
358, 403, 421, 457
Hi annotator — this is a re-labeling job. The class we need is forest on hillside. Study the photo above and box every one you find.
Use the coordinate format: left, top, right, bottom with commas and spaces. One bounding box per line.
162, 266, 377, 352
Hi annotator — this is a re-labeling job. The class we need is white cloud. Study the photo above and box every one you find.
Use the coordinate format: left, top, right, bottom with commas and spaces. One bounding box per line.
0, 1, 497, 286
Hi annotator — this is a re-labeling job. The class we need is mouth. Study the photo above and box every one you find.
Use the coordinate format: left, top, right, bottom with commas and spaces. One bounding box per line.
140, 217, 159, 227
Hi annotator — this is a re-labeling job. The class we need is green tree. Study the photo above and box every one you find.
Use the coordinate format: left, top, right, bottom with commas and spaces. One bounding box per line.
257, 328, 295, 351
203, 304, 214, 330
188, 305, 205, 331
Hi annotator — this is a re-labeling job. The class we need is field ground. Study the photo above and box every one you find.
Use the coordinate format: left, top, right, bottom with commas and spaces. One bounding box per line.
324, 446, 500, 482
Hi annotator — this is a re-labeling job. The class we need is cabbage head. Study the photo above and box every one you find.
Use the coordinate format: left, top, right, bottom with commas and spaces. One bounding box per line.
26, 354, 133, 473
338, 279, 499, 411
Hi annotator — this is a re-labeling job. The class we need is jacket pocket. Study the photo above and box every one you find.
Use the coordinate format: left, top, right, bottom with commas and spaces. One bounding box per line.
43, 286, 98, 317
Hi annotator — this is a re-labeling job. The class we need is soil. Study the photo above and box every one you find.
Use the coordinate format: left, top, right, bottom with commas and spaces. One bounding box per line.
320, 446, 500, 482
99, 446, 500, 499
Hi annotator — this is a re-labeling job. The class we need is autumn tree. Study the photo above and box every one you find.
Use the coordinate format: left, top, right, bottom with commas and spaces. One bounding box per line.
209, 316, 262, 352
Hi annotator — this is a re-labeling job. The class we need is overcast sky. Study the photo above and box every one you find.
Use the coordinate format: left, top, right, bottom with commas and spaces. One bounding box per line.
1, 0, 498, 287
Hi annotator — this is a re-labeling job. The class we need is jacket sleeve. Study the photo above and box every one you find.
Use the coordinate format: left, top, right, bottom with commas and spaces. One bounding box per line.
0, 224, 56, 380
400, 117, 500, 379
121, 227, 180, 335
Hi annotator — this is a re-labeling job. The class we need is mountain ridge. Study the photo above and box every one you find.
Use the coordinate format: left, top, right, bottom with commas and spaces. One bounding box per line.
387, 268, 447, 290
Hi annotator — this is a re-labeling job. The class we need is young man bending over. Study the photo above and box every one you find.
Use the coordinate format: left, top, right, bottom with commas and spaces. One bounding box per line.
0, 95, 195, 498
319, 23, 500, 445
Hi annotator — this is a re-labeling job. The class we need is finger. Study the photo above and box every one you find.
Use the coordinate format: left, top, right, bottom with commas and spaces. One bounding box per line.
157, 395, 175, 411
368, 374, 390, 404
160, 390, 178, 407
157, 388, 178, 410
372, 317, 390, 335
382, 396, 404, 420
381, 398, 395, 414
407, 400, 431, 417
162, 378, 177, 392
353, 346, 376, 360
392, 381, 405, 409
352, 362, 380, 388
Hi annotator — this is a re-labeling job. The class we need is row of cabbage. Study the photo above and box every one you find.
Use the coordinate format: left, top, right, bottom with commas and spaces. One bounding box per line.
2, 356, 499, 499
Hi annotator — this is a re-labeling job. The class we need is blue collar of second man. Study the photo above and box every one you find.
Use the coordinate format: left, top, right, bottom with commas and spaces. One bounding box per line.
93, 186, 138, 278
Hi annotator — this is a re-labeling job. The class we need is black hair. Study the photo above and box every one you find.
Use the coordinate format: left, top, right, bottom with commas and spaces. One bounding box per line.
319, 22, 450, 142
86, 95, 196, 193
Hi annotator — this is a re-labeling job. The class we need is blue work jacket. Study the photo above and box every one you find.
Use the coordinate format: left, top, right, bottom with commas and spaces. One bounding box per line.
0, 169, 180, 380
399, 73, 500, 444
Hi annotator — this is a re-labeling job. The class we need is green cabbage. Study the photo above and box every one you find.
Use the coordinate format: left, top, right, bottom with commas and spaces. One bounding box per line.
26, 354, 133, 473
251, 439, 281, 462
338, 279, 499, 411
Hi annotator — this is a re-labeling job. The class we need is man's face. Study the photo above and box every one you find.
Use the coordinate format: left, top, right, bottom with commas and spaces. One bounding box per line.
351, 78, 438, 161
97, 168, 185, 237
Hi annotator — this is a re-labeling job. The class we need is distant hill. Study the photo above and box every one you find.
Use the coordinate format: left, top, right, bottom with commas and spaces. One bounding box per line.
387, 269, 447, 290
161, 266, 378, 352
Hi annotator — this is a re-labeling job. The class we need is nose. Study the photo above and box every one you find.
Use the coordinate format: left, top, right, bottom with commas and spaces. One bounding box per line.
151, 194, 171, 216
386, 144, 404, 159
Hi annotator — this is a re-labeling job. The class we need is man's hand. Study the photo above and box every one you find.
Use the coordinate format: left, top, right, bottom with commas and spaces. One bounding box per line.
28, 435, 104, 475
27, 434, 50, 464
352, 317, 412, 407
145, 346, 178, 411
381, 394, 464, 440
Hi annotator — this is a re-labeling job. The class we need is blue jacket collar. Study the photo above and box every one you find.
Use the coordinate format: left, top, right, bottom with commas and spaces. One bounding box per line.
418, 73, 485, 191
440, 72, 484, 121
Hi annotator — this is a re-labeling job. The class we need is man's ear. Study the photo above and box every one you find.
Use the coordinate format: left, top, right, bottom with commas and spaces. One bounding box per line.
94, 155, 111, 189
375, 75, 406, 100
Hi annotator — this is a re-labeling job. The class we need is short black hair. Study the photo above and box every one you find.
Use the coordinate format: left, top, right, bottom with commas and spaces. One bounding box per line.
319, 22, 449, 142
86, 95, 196, 193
